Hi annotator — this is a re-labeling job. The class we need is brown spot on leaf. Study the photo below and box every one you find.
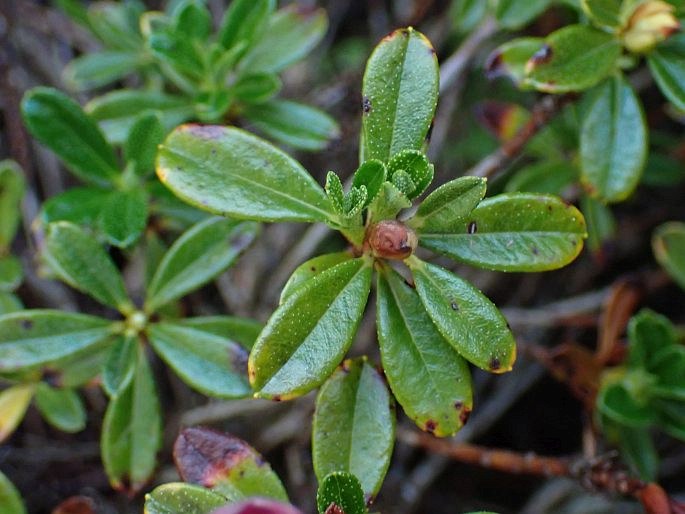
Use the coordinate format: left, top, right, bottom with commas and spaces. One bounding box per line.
484, 51, 505, 79
362, 96, 372, 114
450, 301, 459, 311
531, 246, 539, 255
42, 369, 63, 388
454, 401, 463, 410
272, 395, 282, 402
528, 45, 553, 69
424, 419, 437, 434
467, 221, 477, 234
490, 357, 501, 371
325, 504, 345, 514
310, 266, 316, 272
459, 406, 471, 425
21, 319, 33, 330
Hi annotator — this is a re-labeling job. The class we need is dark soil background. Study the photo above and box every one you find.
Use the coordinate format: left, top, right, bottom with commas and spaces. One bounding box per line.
1, 1, 684, 513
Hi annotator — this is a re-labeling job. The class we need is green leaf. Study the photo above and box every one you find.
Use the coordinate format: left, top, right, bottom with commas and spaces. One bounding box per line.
495, 0, 552, 29
40, 187, 111, 227
616, 425, 658, 481
580, 76, 647, 203
0, 256, 22, 293
43, 222, 132, 312
47, 344, 109, 389
243, 99, 340, 151
145, 483, 227, 514
627, 309, 676, 370
0, 310, 113, 372
0, 293, 23, 316
352, 160, 386, 206
146, 217, 258, 312
656, 398, 685, 440
174, 426, 288, 501
249, 257, 372, 400
98, 189, 148, 248
0, 384, 34, 443
409, 176, 486, 233
87, 1, 142, 51
581, 195, 617, 252
642, 153, 685, 187
178, 316, 263, 351
280, 252, 352, 303
21, 87, 119, 186
102, 336, 137, 397
581, 0, 622, 28
653, 222, 685, 291
650, 346, 685, 400
232, 73, 281, 104
158, 125, 334, 222
376, 267, 473, 437
648, 33, 685, 111
173, 0, 211, 41
218, 0, 274, 50
34, 383, 86, 432
485, 38, 544, 86
313, 358, 395, 498
408, 259, 516, 373
450, 0, 488, 34
125, 112, 165, 177
361, 27, 438, 163
0, 160, 25, 251
325, 172, 345, 214
387, 150, 433, 200
525, 25, 622, 93
0, 469, 27, 514
102, 344, 161, 493
238, 5, 327, 74
316, 472, 367, 514
367, 182, 412, 223
419, 194, 587, 272
505, 160, 577, 195
149, 322, 251, 398
146, 22, 204, 80
597, 381, 656, 428
87, 89, 194, 144
64, 51, 147, 91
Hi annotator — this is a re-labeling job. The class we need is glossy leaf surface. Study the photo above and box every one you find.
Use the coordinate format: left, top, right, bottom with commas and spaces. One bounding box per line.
409, 259, 515, 373
280, 252, 352, 303
495, 0, 551, 29
102, 336, 137, 397
597, 381, 656, 427
409, 177, 486, 233
44, 222, 132, 312
316, 472, 367, 514
485, 38, 543, 86
0, 310, 112, 372
376, 268, 473, 437
581, 0, 622, 28
249, 258, 372, 400
361, 28, 438, 163
21, 87, 119, 185
149, 322, 251, 398
34, 383, 86, 432
505, 160, 577, 195
40, 187, 111, 227
178, 316, 263, 351
313, 358, 395, 498
653, 222, 685, 290
146, 217, 258, 311
144, 483, 226, 514
218, 0, 274, 50
0, 384, 34, 443
125, 112, 165, 176
648, 33, 685, 111
99, 189, 148, 248
419, 194, 586, 272
158, 125, 333, 222
580, 76, 647, 203
64, 51, 145, 91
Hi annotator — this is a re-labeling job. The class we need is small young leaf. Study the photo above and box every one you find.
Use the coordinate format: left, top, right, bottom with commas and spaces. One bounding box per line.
649, 346, 685, 400
0, 469, 27, 514
581, 0, 622, 28
21, 87, 119, 185
174, 426, 288, 501
178, 316, 263, 351
0, 384, 34, 443
313, 358, 395, 499
98, 189, 148, 248
243, 100, 340, 151
419, 194, 587, 272
0, 160, 25, 251
146, 217, 258, 312
376, 267, 473, 437
506, 160, 577, 195
495, 0, 552, 29
361, 28, 438, 163
238, 5, 327, 74
627, 309, 676, 371
43, 222, 132, 312
409, 176, 486, 233
597, 381, 657, 428
64, 51, 147, 91
146, 25, 204, 80
280, 252, 352, 303
580, 76, 647, 203
34, 383, 86, 433
145, 483, 227, 514
352, 160, 386, 206
325, 172, 345, 214
87, 89, 194, 144
656, 398, 685, 441
101, 344, 161, 493
0, 310, 113, 372
648, 33, 685, 111
368, 182, 412, 223
232, 73, 281, 103
316, 472, 367, 514
485, 38, 544, 86
173, 0, 211, 41
653, 222, 685, 291
409, 259, 516, 373
387, 150, 433, 199
40, 187, 111, 227
102, 336, 137, 397
87, 1, 142, 51
157, 125, 334, 222
390, 170, 416, 197
218, 0, 274, 50
124, 112, 165, 177
0, 256, 22, 293
249, 258, 372, 400
149, 322, 251, 398
525, 25, 622, 93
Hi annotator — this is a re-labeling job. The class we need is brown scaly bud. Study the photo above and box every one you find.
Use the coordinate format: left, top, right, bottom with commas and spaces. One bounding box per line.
365, 220, 417, 260
623, 0, 680, 54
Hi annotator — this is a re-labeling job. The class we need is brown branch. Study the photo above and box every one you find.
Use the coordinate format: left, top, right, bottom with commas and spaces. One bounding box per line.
467, 93, 577, 179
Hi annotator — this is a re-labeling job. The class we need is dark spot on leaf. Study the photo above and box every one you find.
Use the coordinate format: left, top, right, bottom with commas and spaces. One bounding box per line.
424, 419, 437, 434
362, 96, 372, 114
547, 205, 553, 212
42, 369, 62, 387
310, 266, 316, 272
210, 149, 216, 155
528, 45, 553, 68
340, 360, 351, 373
450, 301, 459, 311
325, 504, 345, 514
404, 278, 415, 289
454, 401, 463, 410
490, 357, 501, 371
570, 239, 577, 246
272, 395, 282, 402
459, 406, 471, 425
484, 51, 504, 79
425, 120, 434, 144
21, 319, 33, 330
531, 246, 539, 255
230, 345, 249, 373
183, 124, 225, 139
474, 101, 516, 139
467, 221, 477, 234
